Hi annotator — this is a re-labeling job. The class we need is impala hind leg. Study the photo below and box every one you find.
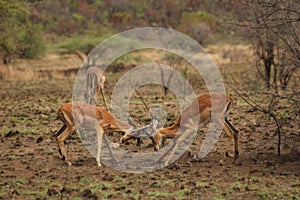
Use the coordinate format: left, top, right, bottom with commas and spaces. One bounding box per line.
55, 124, 67, 158
225, 117, 239, 158
57, 125, 76, 166
215, 116, 238, 165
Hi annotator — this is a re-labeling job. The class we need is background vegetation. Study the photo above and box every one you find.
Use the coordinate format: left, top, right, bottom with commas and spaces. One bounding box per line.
0, 0, 299, 199
1, 0, 245, 61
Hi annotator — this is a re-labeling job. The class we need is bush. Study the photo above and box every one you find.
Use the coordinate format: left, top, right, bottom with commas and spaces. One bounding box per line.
58, 33, 113, 55
0, 1, 46, 62
178, 11, 216, 45
22, 24, 46, 59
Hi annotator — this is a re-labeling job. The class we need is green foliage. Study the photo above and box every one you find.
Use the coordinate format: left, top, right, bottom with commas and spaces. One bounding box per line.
162, 53, 184, 66
181, 11, 216, 28
178, 11, 216, 45
58, 33, 113, 55
113, 12, 132, 21
0, 0, 46, 62
0, 0, 29, 61
72, 12, 85, 22
57, 31, 144, 55
22, 24, 46, 59
94, 0, 102, 7
130, 0, 147, 20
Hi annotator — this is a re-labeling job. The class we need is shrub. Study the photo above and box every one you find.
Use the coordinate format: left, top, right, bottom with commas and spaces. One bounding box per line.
0, 1, 46, 62
22, 24, 46, 59
58, 33, 113, 55
178, 11, 216, 45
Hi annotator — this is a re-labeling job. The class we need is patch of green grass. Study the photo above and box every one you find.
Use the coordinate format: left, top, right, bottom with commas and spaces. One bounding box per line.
22, 128, 36, 135
89, 182, 117, 199
73, 197, 84, 200
121, 189, 139, 200
1, 125, 9, 136
7, 154, 20, 160
50, 181, 62, 188
113, 175, 124, 183
255, 185, 300, 200
147, 189, 190, 200
151, 180, 175, 188
196, 182, 211, 190
18, 189, 47, 197
9, 117, 19, 124
0, 179, 47, 199
147, 191, 170, 199
214, 195, 228, 200
79, 177, 92, 184
230, 182, 243, 191
174, 189, 190, 200
256, 187, 279, 200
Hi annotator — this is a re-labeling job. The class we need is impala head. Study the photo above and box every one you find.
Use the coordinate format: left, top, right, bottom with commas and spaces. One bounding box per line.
119, 118, 160, 144
84, 92, 93, 104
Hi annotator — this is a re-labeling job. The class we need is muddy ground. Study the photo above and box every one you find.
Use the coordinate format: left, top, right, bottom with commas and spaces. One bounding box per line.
0, 49, 299, 200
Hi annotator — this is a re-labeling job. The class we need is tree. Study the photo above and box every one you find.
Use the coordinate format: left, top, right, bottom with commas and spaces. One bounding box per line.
0, 0, 45, 63
231, 0, 300, 155
238, 0, 299, 91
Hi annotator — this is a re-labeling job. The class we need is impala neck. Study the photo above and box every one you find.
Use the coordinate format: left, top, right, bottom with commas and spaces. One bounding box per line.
110, 118, 133, 132
160, 116, 181, 135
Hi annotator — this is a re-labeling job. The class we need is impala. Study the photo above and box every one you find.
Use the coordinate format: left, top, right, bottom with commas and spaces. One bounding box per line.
152, 93, 238, 165
85, 66, 109, 110
55, 102, 133, 167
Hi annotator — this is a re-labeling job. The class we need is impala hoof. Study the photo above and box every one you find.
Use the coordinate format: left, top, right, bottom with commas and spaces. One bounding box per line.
111, 142, 120, 148
61, 155, 66, 161
235, 151, 239, 156
218, 160, 224, 166
120, 137, 126, 143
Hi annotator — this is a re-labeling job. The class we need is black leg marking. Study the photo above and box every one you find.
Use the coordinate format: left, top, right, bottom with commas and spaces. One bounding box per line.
136, 138, 141, 146
55, 124, 67, 138
58, 149, 62, 157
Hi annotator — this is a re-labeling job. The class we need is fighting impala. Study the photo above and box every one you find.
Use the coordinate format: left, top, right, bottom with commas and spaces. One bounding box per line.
56, 93, 238, 166
55, 102, 133, 167
85, 66, 109, 110
154, 93, 238, 165
121, 92, 239, 165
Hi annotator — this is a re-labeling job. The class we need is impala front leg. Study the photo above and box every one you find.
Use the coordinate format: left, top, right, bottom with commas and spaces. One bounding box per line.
96, 127, 104, 167
153, 132, 163, 151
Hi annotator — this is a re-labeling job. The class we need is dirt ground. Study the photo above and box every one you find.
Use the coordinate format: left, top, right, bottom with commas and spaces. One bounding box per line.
0, 48, 299, 200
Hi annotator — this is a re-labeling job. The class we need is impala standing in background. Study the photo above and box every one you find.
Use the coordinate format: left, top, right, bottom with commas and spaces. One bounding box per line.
85, 66, 109, 110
